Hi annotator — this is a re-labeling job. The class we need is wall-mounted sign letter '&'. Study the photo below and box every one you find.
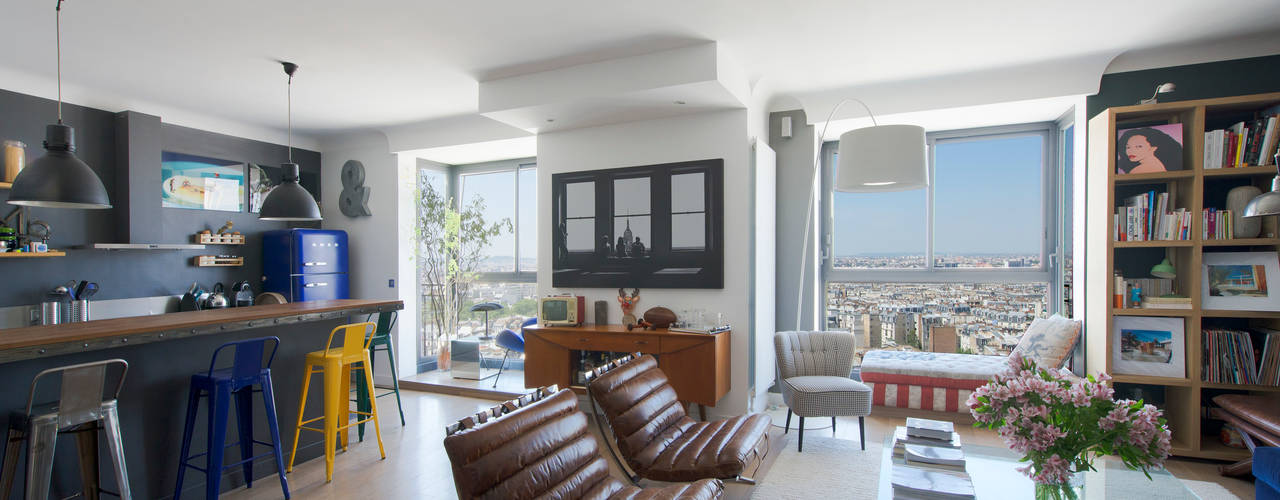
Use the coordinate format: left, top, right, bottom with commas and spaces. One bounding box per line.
339, 159, 372, 217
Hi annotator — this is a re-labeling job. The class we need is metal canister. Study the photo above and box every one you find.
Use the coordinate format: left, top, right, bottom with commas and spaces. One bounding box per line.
69, 300, 90, 322
40, 301, 62, 325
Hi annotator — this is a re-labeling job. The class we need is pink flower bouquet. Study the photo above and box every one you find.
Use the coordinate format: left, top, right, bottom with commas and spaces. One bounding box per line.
968, 352, 1172, 499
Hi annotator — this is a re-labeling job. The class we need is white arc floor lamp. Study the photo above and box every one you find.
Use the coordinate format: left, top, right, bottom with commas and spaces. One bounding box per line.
794, 99, 928, 331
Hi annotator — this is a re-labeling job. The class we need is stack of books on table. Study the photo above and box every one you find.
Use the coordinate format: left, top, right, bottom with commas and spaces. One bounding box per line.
891, 465, 975, 500
891, 418, 974, 499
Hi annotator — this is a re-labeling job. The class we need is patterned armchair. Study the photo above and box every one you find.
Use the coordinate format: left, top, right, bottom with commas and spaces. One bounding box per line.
774, 331, 872, 452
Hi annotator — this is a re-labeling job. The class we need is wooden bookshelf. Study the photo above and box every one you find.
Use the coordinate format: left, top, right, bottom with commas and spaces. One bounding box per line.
1086, 92, 1280, 461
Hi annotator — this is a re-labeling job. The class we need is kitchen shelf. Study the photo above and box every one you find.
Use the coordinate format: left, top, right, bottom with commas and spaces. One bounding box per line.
1201, 309, 1280, 318
193, 255, 244, 267
0, 250, 65, 258
195, 233, 246, 245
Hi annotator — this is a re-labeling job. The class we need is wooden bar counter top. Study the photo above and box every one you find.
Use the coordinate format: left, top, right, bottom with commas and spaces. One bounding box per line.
0, 299, 403, 364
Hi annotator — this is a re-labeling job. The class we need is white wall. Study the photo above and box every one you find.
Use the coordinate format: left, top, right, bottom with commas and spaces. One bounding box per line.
319, 130, 410, 384
537, 109, 753, 417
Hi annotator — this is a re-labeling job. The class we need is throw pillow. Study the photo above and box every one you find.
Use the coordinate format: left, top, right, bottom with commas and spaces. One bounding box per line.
1011, 314, 1082, 368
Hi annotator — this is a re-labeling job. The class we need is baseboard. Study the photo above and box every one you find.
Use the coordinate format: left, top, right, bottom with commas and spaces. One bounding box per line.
870, 405, 976, 425
398, 379, 521, 401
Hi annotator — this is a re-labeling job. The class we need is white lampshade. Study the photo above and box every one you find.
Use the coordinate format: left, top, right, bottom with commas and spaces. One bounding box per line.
834, 124, 928, 192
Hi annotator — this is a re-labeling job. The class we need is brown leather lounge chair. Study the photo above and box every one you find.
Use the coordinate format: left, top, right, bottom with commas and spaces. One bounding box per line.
1209, 394, 1280, 476
443, 386, 724, 500
586, 354, 770, 484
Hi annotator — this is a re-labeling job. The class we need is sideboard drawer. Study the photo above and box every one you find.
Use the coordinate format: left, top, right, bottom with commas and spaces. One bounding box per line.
536, 330, 661, 354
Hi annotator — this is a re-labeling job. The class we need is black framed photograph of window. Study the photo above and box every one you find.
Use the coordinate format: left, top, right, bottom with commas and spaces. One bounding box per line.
551, 159, 724, 288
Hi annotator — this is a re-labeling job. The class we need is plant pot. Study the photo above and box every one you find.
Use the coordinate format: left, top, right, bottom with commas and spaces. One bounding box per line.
439, 344, 451, 370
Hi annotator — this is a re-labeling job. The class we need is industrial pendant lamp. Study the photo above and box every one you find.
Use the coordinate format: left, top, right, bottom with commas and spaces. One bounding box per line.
794, 98, 927, 330
1244, 153, 1280, 218
259, 61, 322, 221
8, 0, 111, 209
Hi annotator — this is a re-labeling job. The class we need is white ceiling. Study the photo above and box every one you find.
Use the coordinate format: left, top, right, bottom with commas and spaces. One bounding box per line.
1, 0, 1277, 144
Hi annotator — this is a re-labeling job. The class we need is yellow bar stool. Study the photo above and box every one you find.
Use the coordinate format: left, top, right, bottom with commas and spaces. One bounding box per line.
287, 322, 385, 482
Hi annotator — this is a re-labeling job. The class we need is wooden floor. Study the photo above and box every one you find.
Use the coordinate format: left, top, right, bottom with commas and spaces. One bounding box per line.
222, 389, 1257, 500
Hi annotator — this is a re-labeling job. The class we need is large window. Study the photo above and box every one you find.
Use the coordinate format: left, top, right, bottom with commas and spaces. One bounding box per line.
416, 158, 537, 370
824, 123, 1062, 359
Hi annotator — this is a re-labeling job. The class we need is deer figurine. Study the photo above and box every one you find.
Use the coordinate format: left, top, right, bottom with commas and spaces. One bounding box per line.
617, 288, 640, 329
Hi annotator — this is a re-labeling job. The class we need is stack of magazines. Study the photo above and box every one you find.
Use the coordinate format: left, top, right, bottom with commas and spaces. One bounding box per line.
668, 324, 731, 334
891, 418, 974, 500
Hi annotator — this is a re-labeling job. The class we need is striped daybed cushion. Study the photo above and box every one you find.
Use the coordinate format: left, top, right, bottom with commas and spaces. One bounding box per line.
860, 351, 1007, 413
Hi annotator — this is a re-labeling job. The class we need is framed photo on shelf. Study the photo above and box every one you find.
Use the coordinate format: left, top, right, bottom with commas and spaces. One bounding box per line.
1201, 251, 1280, 311
1116, 123, 1183, 175
1112, 316, 1185, 378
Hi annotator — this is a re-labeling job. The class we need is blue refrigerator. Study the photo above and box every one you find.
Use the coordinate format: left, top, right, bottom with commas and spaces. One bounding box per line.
262, 229, 350, 302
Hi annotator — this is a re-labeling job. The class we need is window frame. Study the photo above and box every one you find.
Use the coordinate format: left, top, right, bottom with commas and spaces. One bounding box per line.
453, 157, 538, 283
822, 122, 1059, 290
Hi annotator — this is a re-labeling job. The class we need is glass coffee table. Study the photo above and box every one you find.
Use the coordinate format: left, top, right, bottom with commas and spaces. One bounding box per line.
877, 436, 1199, 499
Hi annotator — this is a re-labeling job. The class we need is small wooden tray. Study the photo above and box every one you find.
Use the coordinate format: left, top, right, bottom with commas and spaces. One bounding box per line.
193, 255, 244, 267
195, 233, 246, 245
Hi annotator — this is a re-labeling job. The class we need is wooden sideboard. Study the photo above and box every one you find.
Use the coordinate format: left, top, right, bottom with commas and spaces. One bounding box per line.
524, 324, 730, 408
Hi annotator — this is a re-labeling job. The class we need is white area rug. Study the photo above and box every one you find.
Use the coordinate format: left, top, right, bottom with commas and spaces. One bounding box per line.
1181, 480, 1242, 500
748, 433, 1241, 500
750, 435, 880, 500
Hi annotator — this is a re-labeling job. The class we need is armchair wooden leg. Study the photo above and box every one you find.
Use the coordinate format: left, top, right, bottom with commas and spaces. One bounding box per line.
798, 417, 805, 452
784, 409, 792, 434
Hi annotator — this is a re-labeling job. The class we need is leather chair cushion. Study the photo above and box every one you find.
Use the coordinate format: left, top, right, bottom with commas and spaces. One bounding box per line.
631, 413, 772, 482
1214, 394, 1280, 439
444, 389, 723, 500
591, 355, 770, 481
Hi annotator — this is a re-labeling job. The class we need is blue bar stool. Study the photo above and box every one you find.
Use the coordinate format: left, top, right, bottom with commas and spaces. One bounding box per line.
174, 337, 290, 499
1, 359, 131, 500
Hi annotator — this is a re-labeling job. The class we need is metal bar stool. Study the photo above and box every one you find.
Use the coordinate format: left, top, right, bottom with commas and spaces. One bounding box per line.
353, 311, 405, 442
174, 337, 290, 499
288, 322, 385, 483
0, 359, 131, 500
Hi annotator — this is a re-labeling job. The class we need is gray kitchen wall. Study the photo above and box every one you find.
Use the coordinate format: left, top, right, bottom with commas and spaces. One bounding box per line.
0, 88, 320, 309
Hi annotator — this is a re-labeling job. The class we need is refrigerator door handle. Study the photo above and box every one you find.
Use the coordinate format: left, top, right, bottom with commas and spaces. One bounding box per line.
303, 261, 328, 267
304, 282, 329, 288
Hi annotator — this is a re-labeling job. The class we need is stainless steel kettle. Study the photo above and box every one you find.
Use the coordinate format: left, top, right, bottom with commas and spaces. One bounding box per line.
205, 282, 229, 309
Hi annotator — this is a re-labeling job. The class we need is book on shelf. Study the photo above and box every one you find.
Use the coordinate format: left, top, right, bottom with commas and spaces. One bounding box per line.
1113, 190, 1190, 242
1202, 208, 1235, 240
1202, 328, 1280, 386
1141, 295, 1192, 310
1204, 107, 1280, 168
906, 418, 955, 441
893, 426, 961, 450
891, 465, 975, 500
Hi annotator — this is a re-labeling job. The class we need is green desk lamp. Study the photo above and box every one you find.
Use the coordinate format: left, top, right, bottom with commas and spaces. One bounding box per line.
1150, 258, 1176, 279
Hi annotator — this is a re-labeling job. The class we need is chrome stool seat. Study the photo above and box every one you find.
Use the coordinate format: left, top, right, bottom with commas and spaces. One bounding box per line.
1, 359, 131, 500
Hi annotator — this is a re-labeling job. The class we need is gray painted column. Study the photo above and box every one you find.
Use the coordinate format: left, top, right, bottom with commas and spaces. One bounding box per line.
769, 110, 820, 333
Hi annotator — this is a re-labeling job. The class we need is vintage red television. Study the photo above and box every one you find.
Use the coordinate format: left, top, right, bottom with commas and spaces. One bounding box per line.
539, 295, 585, 326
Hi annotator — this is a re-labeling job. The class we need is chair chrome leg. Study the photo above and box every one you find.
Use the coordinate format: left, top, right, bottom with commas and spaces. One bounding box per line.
859, 416, 866, 451
26, 417, 58, 500
1, 426, 26, 498
493, 351, 510, 389
101, 403, 132, 500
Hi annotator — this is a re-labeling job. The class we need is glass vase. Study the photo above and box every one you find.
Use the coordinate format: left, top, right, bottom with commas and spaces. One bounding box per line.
1034, 470, 1084, 500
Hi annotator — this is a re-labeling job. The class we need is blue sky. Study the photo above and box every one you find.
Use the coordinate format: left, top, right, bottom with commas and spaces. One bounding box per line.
832, 134, 1043, 256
